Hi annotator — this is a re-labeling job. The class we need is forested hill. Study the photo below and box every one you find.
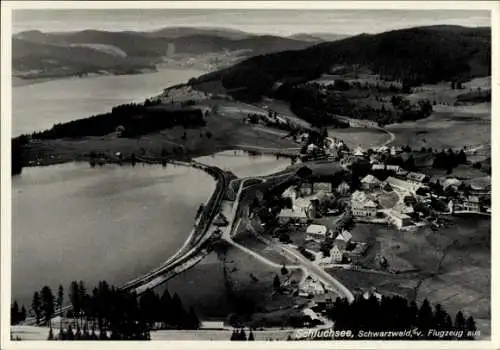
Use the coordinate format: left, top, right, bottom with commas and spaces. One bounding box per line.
190, 25, 491, 95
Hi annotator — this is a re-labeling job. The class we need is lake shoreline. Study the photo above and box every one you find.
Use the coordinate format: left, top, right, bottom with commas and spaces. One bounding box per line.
12, 66, 185, 88
12, 68, 207, 136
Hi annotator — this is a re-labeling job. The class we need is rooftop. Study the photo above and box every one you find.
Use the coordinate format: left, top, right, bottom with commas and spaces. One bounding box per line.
335, 230, 352, 242
407, 172, 427, 182
361, 174, 381, 184
389, 210, 411, 220
465, 196, 480, 203
278, 208, 308, 218
306, 224, 328, 235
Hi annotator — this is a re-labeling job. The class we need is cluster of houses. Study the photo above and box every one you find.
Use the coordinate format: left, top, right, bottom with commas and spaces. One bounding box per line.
349, 166, 429, 229
277, 180, 351, 225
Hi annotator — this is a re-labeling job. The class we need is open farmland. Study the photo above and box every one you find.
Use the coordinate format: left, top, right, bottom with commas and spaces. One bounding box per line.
22, 102, 299, 167
387, 103, 491, 152
328, 127, 390, 149
329, 216, 490, 337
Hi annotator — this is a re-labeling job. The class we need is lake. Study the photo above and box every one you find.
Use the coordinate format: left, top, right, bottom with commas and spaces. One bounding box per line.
12, 151, 291, 308
12, 68, 205, 137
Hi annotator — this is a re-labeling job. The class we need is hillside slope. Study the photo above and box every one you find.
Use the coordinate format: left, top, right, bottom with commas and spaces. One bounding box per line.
192, 25, 491, 94
12, 38, 153, 77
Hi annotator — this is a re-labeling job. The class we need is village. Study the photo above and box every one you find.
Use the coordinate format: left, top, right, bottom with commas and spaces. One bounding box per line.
239, 109, 491, 310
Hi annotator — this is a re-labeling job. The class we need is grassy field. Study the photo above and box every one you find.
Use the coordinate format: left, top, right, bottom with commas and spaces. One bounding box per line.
387, 103, 491, 152
232, 228, 296, 266
23, 104, 298, 167
160, 242, 305, 327
330, 216, 491, 337
327, 127, 390, 149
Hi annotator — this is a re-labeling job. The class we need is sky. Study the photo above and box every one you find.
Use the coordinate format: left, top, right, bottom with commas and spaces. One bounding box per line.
12, 9, 491, 36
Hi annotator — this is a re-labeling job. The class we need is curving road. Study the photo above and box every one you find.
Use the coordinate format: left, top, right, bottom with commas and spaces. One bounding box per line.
222, 175, 354, 303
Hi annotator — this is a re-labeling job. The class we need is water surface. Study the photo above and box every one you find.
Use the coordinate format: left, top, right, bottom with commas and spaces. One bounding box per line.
12, 68, 205, 136
12, 152, 291, 308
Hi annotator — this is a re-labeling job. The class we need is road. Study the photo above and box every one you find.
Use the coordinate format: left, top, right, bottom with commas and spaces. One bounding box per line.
222, 175, 354, 303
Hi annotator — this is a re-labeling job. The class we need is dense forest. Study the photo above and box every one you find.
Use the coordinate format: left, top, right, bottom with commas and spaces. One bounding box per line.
31, 102, 205, 140
191, 25, 490, 101
11, 101, 206, 175
273, 82, 433, 127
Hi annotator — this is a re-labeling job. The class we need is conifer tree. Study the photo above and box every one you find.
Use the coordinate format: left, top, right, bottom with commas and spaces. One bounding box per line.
466, 316, 477, 340
41, 286, 55, 326
240, 328, 247, 340
248, 329, 255, 341
273, 274, 281, 290
11, 301, 20, 325
47, 324, 54, 340
32, 291, 42, 326
417, 299, 433, 334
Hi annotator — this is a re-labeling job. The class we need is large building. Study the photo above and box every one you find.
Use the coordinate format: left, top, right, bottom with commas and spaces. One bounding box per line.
407, 172, 429, 185
351, 191, 378, 217
361, 174, 381, 191
387, 210, 412, 229
306, 224, 329, 237
329, 245, 343, 263
385, 176, 420, 194
313, 182, 333, 194
462, 196, 480, 212
278, 208, 309, 224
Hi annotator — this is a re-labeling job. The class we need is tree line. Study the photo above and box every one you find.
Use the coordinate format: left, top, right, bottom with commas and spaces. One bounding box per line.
10, 301, 27, 325
274, 83, 433, 128
230, 328, 255, 340
324, 295, 477, 340
11, 135, 29, 175
433, 148, 468, 173
23, 280, 200, 340
30, 103, 206, 140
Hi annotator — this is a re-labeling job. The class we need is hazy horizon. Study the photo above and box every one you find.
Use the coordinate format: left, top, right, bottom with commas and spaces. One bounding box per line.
13, 9, 490, 36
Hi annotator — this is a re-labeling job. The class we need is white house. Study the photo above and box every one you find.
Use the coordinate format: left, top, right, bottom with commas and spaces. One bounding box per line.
352, 202, 378, 217
462, 196, 480, 212
387, 210, 412, 229
313, 182, 333, 194
386, 165, 401, 172
442, 178, 462, 190
306, 224, 329, 236
307, 144, 319, 153
329, 245, 343, 263
354, 147, 365, 157
278, 208, 309, 224
407, 172, 428, 185
336, 230, 353, 243
371, 164, 385, 171
351, 190, 378, 217
361, 174, 381, 191
385, 176, 420, 194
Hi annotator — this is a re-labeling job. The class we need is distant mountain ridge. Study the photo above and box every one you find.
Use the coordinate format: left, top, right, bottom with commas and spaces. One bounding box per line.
288, 33, 350, 42
12, 27, 324, 80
